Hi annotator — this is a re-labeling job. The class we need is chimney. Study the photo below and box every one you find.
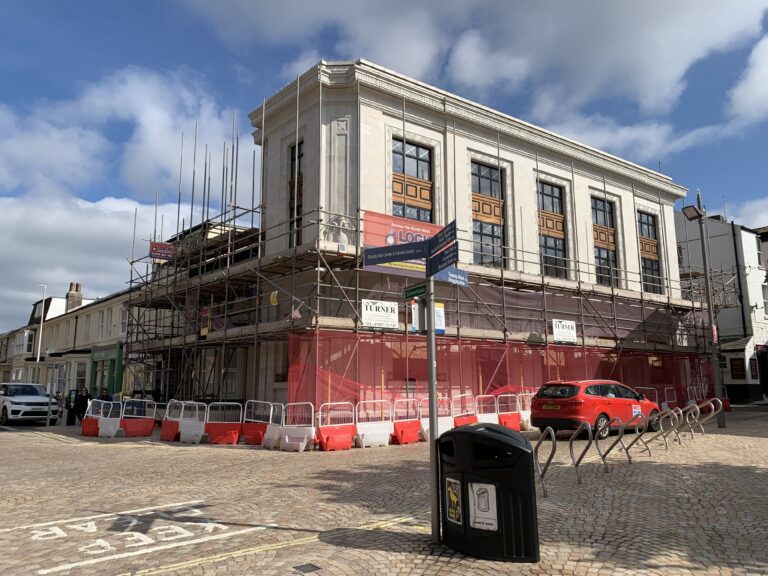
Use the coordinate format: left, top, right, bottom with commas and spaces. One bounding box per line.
66, 282, 83, 312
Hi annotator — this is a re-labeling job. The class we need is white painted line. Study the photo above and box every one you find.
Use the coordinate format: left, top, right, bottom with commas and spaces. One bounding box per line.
0, 500, 205, 533
37, 526, 267, 575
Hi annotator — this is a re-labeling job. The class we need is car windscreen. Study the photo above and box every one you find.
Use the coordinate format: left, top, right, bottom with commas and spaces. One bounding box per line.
536, 384, 579, 399
7, 384, 47, 397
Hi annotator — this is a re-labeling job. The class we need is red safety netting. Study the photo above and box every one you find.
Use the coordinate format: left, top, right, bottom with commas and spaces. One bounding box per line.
288, 330, 712, 408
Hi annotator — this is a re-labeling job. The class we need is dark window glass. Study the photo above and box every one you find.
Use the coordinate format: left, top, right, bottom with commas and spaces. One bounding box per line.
591, 197, 614, 228
473, 220, 503, 266
641, 257, 663, 294
540, 235, 568, 278
615, 385, 637, 399
393, 138, 431, 181
594, 247, 618, 287
638, 212, 657, 239
472, 161, 502, 199
536, 384, 579, 398
290, 141, 304, 178
585, 385, 600, 396
393, 202, 404, 218
537, 182, 564, 215
395, 202, 430, 223
289, 141, 304, 248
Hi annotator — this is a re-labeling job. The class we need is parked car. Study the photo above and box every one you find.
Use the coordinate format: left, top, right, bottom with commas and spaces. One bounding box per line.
0, 383, 59, 426
531, 380, 660, 439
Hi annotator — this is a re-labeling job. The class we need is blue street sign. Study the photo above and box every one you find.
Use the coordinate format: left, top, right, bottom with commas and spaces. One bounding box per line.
428, 220, 456, 256
427, 241, 459, 277
363, 240, 428, 267
433, 266, 468, 287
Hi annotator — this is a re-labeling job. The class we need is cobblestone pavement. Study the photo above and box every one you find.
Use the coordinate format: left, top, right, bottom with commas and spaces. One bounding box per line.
1, 406, 766, 576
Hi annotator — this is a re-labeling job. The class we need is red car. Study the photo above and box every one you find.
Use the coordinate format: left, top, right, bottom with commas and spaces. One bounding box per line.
531, 380, 661, 439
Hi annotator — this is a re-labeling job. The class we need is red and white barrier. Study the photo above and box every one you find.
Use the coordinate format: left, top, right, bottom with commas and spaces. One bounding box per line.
317, 402, 356, 451
120, 399, 157, 437
205, 402, 243, 445
179, 402, 207, 444
262, 403, 284, 449
517, 392, 534, 430
497, 393, 521, 431
160, 400, 184, 441
475, 394, 499, 425
418, 397, 453, 441
662, 387, 679, 411
451, 393, 478, 427
279, 402, 315, 452
392, 398, 421, 445
355, 400, 393, 448
243, 400, 273, 446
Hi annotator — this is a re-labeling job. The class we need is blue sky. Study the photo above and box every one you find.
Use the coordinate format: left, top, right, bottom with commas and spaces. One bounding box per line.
1, 0, 768, 331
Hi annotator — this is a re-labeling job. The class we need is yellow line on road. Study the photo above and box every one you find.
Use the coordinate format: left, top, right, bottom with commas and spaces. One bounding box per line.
128, 514, 428, 575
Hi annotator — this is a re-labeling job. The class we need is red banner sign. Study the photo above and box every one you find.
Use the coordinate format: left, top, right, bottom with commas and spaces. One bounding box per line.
149, 242, 176, 261
364, 211, 441, 274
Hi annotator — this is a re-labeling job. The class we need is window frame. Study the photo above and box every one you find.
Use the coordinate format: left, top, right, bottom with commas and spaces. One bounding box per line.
637, 211, 658, 240
392, 138, 431, 182
540, 235, 568, 279
641, 257, 663, 294
471, 160, 502, 200
591, 197, 615, 228
473, 220, 504, 266
537, 182, 564, 215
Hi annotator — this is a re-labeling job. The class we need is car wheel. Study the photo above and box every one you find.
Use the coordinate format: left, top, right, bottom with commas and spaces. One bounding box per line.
647, 410, 660, 432
0, 407, 8, 426
595, 413, 610, 440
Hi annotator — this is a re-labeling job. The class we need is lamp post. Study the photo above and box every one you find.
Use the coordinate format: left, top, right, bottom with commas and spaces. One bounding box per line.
35, 284, 52, 427
682, 191, 726, 428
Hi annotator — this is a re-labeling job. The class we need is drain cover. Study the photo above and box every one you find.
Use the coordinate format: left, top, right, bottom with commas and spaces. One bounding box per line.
294, 564, 321, 574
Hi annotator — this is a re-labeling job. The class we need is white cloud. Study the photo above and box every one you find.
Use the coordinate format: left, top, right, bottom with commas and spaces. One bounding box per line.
280, 49, 322, 81
726, 196, 768, 230
447, 30, 529, 94
0, 67, 260, 332
728, 35, 768, 124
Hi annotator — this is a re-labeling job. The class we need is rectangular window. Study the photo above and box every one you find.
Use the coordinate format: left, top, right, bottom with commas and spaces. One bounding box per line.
120, 308, 128, 335
75, 362, 87, 389
392, 138, 433, 223
638, 211, 657, 240
757, 236, 763, 268
106, 308, 113, 338
763, 284, 768, 315
289, 141, 304, 248
473, 221, 503, 266
540, 235, 568, 278
641, 257, 663, 294
84, 315, 91, 342
472, 161, 501, 199
98, 311, 105, 339
592, 197, 618, 287
538, 182, 564, 215
750, 357, 759, 380
730, 357, 746, 380
594, 247, 618, 287
26, 331, 35, 354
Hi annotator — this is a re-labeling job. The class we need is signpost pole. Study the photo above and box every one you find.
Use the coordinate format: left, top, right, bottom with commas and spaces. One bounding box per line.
427, 276, 440, 543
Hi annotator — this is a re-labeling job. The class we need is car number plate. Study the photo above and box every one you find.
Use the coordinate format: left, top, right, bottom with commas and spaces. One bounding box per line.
542, 404, 560, 410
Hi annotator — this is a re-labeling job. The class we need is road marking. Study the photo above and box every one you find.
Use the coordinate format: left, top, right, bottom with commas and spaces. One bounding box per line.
37, 526, 268, 574
128, 514, 428, 576
0, 500, 205, 533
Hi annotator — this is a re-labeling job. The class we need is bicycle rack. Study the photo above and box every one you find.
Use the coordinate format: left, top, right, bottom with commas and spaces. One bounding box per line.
568, 422, 593, 484
623, 413, 650, 463
681, 404, 702, 439
534, 426, 557, 497
696, 398, 722, 430
646, 409, 675, 451
666, 407, 684, 445
595, 417, 625, 473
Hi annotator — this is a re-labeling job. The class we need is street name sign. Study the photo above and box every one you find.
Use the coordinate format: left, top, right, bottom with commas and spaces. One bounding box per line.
403, 282, 428, 300
428, 220, 456, 255
433, 267, 468, 287
363, 241, 428, 267
426, 241, 459, 277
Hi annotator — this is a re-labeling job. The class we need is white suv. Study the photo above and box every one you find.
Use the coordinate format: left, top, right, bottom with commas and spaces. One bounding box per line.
0, 383, 59, 426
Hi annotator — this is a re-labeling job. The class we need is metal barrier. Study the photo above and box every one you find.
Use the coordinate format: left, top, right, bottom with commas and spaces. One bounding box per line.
318, 401, 355, 426
393, 398, 420, 422
518, 392, 535, 430
451, 393, 477, 426
474, 394, 499, 425
568, 422, 593, 484
121, 399, 158, 437
418, 397, 453, 441
595, 417, 625, 473
686, 386, 703, 406
534, 426, 557, 497
280, 402, 316, 452
164, 399, 184, 421
355, 400, 393, 448
622, 413, 650, 463
179, 401, 207, 444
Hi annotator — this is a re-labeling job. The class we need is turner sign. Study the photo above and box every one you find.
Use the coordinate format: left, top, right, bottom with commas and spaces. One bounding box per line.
361, 299, 399, 330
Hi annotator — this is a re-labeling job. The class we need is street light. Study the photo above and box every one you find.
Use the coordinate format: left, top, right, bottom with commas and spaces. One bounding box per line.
682, 191, 726, 428
34, 284, 53, 427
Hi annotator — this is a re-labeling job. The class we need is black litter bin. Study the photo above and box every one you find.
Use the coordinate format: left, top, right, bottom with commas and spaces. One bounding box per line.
65, 389, 78, 426
438, 422, 539, 562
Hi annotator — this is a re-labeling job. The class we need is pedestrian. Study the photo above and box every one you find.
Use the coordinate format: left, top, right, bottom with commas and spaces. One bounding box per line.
74, 387, 91, 423
97, 387, 113, 402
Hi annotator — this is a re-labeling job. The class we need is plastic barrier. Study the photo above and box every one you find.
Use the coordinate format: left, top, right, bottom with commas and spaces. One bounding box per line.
636, 387, 659, 406
496, 394, 521, 431
179, 402, 207, 444
475, 394, 499, 425
418, 397, 453, 441
686, 386, 704, 407
243, 400, 272, 445
160, 399, 184, 441
355, 400, 393, 448
317, 402, 356, 451
451, 394, 478, 427
518, 392, 535, 430
392, 399, 421, 445
279, 402, 316, 452
81, 400, 103, 436
93, 401, 123, 438
120, 399, 157, 437
262, 403, 284, 449
534, 426, 557, 497
205, 402, 243, 445
662, 387, 679, 411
